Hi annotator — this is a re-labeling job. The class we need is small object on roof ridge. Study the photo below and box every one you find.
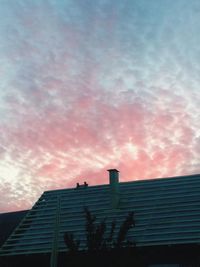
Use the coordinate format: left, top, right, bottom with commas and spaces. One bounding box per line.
75, 182, 88, 189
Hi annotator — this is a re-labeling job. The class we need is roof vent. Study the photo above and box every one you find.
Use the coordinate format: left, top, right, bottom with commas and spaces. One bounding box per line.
107, 169, 120, 209
76, 182, 88, 189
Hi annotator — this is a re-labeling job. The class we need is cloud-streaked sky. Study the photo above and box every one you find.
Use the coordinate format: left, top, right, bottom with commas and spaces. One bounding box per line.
1, 0, 200, 212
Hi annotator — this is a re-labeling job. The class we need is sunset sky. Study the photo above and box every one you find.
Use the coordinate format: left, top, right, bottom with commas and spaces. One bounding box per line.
1, 0, 200, 212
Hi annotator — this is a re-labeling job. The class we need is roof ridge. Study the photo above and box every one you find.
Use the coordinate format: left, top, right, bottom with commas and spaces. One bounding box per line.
44, 173, 200, 193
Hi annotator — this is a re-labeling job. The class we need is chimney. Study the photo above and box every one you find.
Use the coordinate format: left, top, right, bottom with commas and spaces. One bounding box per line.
108, 169, 120, 209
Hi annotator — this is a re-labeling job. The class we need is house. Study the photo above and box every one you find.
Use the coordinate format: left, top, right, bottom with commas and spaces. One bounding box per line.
0, 169, 200, 266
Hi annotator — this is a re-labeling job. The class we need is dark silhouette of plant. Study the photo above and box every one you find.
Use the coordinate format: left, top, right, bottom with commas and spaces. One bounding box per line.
64, 232, 80, 253
115, 211, 135, 248
84, 207, 108, 251
84, 207, 97, 251
64, 208, 135, 254
106, 220, 116, 248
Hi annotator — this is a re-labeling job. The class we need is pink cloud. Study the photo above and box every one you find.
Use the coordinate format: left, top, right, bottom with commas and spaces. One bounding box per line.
1, 0, 200, 212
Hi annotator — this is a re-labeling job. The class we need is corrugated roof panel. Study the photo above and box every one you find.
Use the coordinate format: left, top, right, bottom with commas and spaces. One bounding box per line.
1, 173, 200, 256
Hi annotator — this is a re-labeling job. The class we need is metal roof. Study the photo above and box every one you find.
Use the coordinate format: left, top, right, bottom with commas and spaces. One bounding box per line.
1, 173, 200, 256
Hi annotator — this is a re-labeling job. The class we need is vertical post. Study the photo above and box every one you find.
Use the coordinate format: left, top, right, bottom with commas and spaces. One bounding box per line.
50, 196, 61, 267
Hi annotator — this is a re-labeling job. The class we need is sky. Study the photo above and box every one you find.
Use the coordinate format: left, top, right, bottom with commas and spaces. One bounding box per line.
0, 0, 200, 212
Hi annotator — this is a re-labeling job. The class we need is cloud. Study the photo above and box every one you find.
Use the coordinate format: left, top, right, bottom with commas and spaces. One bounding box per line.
0, 0, 200, 212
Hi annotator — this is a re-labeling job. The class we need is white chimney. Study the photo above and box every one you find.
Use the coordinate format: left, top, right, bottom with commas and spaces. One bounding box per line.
108, 169, 120, 209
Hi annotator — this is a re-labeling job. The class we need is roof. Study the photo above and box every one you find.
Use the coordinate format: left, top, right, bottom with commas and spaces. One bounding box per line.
1, 173, 200, 256
0, 210, 28, 246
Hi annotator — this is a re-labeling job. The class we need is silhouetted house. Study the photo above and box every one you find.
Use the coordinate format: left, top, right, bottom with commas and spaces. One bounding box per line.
1, 169, 200, 267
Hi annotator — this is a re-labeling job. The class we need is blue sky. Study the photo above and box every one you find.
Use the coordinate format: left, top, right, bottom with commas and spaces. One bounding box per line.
0, 0, 200, 212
